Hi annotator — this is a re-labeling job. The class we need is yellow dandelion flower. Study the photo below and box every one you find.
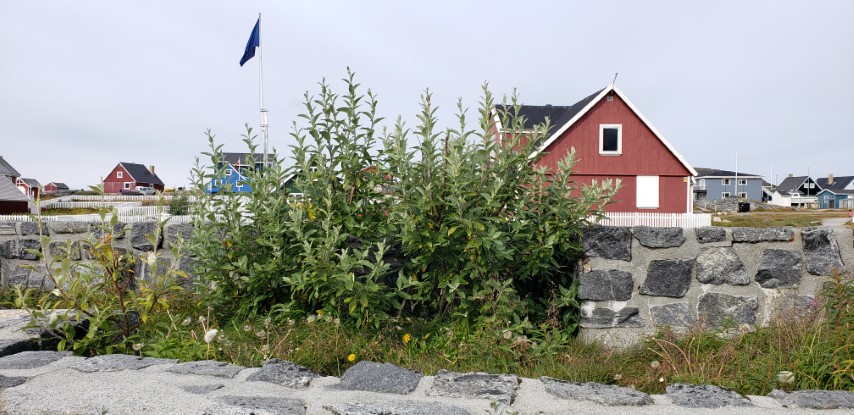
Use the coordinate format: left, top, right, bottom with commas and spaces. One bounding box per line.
402, 333, 412, 344
316, 310, 324, 315
347, 353, 356, 363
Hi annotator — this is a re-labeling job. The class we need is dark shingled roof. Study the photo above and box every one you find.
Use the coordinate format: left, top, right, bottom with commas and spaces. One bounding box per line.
119, 162, 164, 186
19, 178, 41, 188
815, 176, 854, 193
220, 152, 278, 166
0, 156, 21, 178
47, 182, 69, 189
694, 168, 763, 178
495, 88, 605, 135
775, 176, 813, 195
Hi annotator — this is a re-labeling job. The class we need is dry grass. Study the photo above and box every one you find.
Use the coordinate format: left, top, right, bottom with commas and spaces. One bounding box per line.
713, 210, 849, 228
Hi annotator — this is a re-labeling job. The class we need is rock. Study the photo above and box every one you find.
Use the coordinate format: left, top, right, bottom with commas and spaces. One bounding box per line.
770, 295, 818, 319
0, 375, 27, 388
427, 370, 520, 404
167, 360, 244, 378
0, 240, 16, 259
4, 265, 53, 290
695, 247, 749, 285
72, 354, 177, 372
695, 227, 726, 243
246, 358, 317, 389
578, 270, 633, 301
732, 227, 793, 243
92, 222, 127, 240
325, 401, 470, 415
801, 227, 844, 276
0, 222, 17, 235
181, 384, 224, 394
640, 259, 694, 298
650, 303, 695, 328
0, 351, 71, 369
632, 226, 685, 248
769, 389, 854, 409
129, 221, 162, 251
18, 222, 48, 236
213, 395, 305, 415
698, 292, 757, 328
47, 222, 92, 234
0, 310, 50, 357
337, 361, 421, 395
755, 249, 803, 288
17, 239, 41, 260
541, 376, 653, 406
666, 383, 752, 407
583, 226, 631, 261
580, 307, 644, 328
47, 240, 83, 261
163, 223, 193, 250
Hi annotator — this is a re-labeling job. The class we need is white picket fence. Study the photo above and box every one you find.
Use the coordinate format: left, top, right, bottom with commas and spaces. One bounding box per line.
39, 194, 198, 208
0, 213, 193, 224
589, 212, 712, 228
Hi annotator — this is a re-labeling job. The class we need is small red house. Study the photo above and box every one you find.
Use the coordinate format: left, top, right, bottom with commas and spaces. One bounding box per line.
103, 162, 165, 194
16, 178, 41, 199
44, 182, 70, 194
495, 84, 697, 213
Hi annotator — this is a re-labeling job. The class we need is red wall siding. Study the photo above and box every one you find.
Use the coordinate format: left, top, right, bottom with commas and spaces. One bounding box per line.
534, 94, 691, 213
44, 184, 57, 193
103, 165, 134, 194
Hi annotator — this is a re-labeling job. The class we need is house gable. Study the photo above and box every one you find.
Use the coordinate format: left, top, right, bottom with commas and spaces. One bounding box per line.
526, 84, 696, 177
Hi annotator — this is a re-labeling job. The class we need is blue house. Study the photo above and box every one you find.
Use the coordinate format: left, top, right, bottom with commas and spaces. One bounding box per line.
693, 168, 765, 201
206, 153, 267, 194
815, 175, 854, 209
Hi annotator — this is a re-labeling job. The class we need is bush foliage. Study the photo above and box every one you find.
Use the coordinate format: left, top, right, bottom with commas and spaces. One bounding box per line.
189, 71, 617, 336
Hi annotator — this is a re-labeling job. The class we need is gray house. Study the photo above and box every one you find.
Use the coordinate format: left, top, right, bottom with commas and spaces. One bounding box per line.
694, 168, 764, 201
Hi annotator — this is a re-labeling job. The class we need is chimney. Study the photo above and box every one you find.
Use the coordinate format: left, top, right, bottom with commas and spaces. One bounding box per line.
828, 174, 834, 185
149, 165, 155, 175
788, 173, 794, 178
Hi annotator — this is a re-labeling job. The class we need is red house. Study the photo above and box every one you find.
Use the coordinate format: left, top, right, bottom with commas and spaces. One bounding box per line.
103, 162, 165, 194
495, 84, 697, 213
44, 182, 70, 194
16, 178, 41, 199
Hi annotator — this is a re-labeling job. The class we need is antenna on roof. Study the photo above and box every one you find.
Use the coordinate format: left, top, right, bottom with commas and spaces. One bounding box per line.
612, 72, 619, 86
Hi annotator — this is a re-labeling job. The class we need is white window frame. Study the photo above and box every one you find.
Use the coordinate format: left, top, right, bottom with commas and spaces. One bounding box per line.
599, 124, 622, 155
117, 171, 123, 179
738, 179, 747, 186
636, 176, 659, 209
722, 178, 731, 186
225, 168, 232, 175
738, 192, 747, 198
722, 192, 731, 198
123, 182, 131, 189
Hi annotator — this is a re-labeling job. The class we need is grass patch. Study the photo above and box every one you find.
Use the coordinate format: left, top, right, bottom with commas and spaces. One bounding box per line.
713, 211, 849, 227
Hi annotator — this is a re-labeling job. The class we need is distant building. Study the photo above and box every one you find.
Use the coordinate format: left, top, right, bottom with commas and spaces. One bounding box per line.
0, 156, 29, 214
44, 182, 70, 194
16, 178, 41, 199
815, 175, 854, 209
693, 168, 764, 201
205, 153, 272, 194
771, 175, 821, 207
102, 162, 165, 194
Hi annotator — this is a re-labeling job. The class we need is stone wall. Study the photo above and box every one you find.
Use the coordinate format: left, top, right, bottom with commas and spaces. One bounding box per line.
0, 221, 194, 289
578, 225, 854, 347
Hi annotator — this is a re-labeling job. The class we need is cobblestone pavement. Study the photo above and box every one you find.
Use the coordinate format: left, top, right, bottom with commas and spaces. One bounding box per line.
1, 310, 853, 415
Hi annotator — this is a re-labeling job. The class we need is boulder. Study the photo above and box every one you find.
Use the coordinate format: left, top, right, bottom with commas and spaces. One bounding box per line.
640, 259, 694, 298
755, 249, 803, 288
732, 227, 793, 243
650, 303, 695, 328
801, 227, 844, 276
578, 270, 633, 301
695, 227, 726, 243
698, 292, 757, 328
695, 247, 749, 285
580, 307, 644, 328
583, 226, 631, 261
632, 226, 685, 248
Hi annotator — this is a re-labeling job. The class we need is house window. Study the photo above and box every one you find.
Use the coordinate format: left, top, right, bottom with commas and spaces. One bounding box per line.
117, 171, 123, 179
124, 182, 131, 189
722, 192, 731, 198
722, 178, 731, 186
738, 179, 747, 186
739, 192, 747, 198
636, 176, 659, 208
225, 169, 232, 175
599, 124, 622, 155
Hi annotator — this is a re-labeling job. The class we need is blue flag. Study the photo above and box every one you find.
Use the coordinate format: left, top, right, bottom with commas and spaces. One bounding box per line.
239, 18, 260, 67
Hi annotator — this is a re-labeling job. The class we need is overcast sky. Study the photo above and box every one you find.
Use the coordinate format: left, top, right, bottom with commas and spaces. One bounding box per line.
2, 1, 852, 189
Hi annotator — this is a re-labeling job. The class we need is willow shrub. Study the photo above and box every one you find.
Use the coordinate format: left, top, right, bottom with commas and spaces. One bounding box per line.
190, 71, 617, 335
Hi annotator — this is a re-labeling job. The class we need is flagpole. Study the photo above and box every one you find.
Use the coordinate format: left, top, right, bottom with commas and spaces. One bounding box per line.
258, 12, 268, 167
